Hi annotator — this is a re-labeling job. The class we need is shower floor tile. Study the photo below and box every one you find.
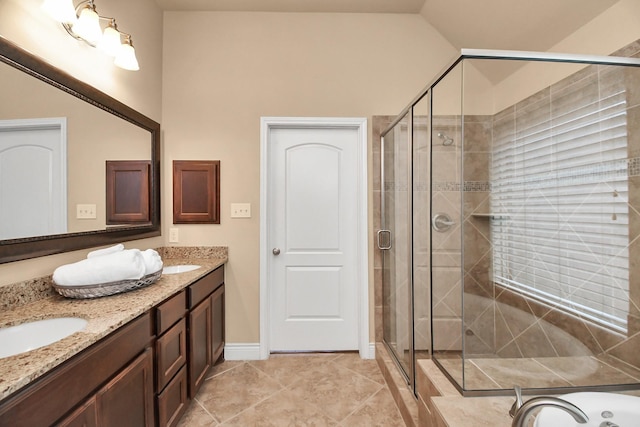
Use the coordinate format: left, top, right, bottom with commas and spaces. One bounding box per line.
534, 356, 640, 386
470, 358, 572, 389
435, 355, 640, 391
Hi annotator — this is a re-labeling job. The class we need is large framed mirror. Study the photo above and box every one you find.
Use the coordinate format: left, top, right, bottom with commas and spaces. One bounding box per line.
0, 36, 160, 264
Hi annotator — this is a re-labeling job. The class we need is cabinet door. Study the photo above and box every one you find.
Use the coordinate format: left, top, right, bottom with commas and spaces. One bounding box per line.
188, 298, 212, 398
96, 348, 155, 427
156, 318, 187, 392
56, 397, 98, 427
211, 284, 225, 364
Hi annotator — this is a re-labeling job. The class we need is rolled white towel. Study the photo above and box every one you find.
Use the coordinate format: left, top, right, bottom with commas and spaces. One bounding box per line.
53, 249, 146, 286
87, 243, 124, 258
141, 249, 163, 275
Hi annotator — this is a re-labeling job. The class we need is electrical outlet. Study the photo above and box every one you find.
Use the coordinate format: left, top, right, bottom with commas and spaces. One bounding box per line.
231, 203, 251, 218
169, 228, 179, 243
76, 204, 97, 219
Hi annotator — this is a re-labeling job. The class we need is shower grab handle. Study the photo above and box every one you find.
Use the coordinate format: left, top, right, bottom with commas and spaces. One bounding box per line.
377, 229, 392, 250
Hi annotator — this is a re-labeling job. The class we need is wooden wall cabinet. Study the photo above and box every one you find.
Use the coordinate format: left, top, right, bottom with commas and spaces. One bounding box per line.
172, 160, 220, 224
106, 160, 151, 224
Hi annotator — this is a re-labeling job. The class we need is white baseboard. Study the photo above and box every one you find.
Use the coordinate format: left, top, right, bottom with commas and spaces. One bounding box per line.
367, 342, 376, 359
226, 342, 375, 361
224, 343, 261, 360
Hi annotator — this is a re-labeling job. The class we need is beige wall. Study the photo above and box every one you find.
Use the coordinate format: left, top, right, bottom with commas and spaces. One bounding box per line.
0, 0, 163, 285
162, 11, 457, 344
494, 0, 640, 111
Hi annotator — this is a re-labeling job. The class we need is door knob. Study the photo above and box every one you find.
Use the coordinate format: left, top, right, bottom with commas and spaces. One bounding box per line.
272, 248, 281, 255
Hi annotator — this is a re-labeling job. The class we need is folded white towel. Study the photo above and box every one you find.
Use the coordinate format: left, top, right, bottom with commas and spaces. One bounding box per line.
141, 249, 163, 275
53, 249, 146, 286
87, 243, 124, 258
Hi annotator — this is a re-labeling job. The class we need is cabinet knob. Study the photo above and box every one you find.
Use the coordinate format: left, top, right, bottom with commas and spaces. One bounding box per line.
272, 248, 281, 255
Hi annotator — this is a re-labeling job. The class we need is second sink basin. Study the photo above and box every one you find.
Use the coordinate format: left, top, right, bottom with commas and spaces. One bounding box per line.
162, 265, 201, 274
535, 392, 640, 427
0, 317, 88, 359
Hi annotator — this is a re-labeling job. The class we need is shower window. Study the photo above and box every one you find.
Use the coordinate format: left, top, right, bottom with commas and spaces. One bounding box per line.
491, 65, 630, 332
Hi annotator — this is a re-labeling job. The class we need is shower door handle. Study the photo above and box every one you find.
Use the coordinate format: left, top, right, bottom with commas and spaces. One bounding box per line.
377, 229, 392, 250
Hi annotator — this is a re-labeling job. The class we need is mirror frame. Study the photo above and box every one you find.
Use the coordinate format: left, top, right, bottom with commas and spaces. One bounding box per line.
0, 36, 160, 264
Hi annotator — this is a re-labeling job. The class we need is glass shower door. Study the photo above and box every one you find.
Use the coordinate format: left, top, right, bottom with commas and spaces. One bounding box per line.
380, 112, 413, 382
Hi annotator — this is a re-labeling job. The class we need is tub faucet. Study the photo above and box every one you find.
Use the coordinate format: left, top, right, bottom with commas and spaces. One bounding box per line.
509, 385, 589, 427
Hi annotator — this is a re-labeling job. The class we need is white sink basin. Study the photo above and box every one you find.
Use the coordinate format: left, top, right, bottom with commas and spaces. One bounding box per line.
162, 265, 201, 275
535, 392, 640, 427
0, 317, 87, 358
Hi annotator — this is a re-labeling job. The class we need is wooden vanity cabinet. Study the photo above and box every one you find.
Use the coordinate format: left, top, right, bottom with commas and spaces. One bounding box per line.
0, 264, 225, 427
187, 265, 225, 398
0, 313, 154, 427
154, 291, 189, 427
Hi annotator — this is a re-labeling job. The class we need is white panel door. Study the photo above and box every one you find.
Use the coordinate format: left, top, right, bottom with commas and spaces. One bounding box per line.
269, 126, 359, 351
0, 119, 67, 240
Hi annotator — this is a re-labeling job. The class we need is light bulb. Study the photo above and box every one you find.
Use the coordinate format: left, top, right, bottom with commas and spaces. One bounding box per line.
72, 5, 102, 45
41, 0, 77, 24
114, 38, 139, 71
99, 24, 122, 57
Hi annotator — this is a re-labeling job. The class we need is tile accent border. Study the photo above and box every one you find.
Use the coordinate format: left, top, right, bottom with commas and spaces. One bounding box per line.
431, 156, 640, 194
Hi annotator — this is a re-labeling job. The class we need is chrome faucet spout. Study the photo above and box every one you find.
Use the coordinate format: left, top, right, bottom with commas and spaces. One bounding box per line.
509, 385, 523, 418
511, 396, 589, 427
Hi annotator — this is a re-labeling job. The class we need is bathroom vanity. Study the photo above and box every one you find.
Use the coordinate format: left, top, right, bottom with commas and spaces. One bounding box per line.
0, 255, 226, 427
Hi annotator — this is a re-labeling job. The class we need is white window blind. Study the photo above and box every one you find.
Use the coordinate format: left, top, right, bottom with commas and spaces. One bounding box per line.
491, 68, 629, 332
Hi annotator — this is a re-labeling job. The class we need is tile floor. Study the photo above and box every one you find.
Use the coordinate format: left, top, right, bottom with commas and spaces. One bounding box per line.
177, 352, 406, 426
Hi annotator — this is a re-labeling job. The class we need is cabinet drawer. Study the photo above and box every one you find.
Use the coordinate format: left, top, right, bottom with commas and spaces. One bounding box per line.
156, 291, 186, 335
188, 266, 224, 308
157, 366, 188, 427
156, 318, 187, 392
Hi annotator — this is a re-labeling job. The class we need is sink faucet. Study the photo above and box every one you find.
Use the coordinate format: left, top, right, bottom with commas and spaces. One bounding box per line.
509, 385, 589, 427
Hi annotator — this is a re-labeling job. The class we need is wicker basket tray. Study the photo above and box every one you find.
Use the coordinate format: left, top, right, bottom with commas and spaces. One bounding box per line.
53, 269, 162, 299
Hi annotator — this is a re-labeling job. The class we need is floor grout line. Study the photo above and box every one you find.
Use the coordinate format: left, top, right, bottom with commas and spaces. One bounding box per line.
182, 353, 405, 427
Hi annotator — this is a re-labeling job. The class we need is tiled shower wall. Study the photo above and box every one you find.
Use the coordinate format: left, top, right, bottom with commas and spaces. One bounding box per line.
374, 38, 640, 389
457, 41, 640, 373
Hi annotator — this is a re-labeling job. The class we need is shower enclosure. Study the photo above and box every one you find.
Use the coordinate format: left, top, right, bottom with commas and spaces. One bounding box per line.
380, 41, 640, 396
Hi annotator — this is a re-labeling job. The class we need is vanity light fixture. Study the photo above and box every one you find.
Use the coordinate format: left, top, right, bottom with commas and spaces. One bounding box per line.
41, 0, 139, 71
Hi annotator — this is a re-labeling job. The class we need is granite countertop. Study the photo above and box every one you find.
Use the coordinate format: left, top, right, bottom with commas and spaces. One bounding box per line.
0, 254, 226, 401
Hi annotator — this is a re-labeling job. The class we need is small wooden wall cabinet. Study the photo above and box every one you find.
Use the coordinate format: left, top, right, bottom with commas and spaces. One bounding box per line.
0, 265, 225, 427
172, 160, 221, 224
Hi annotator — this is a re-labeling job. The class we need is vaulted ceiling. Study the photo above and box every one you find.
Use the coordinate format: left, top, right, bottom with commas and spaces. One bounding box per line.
156, 0, 622, 82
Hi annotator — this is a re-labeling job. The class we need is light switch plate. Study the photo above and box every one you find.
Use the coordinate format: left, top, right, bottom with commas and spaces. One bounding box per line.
231, 203, 251, 218
76, 204, 97, 219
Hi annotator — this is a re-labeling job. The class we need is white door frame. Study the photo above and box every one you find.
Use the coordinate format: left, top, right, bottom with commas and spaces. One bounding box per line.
260, 117, 370, 359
